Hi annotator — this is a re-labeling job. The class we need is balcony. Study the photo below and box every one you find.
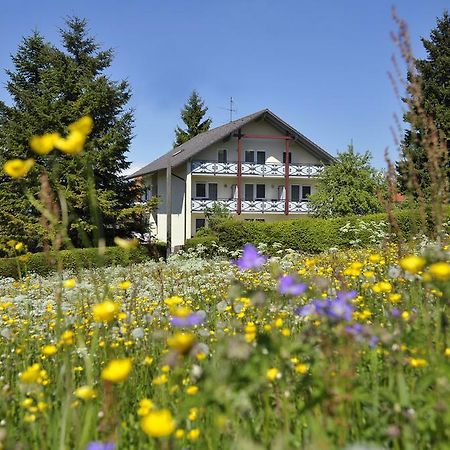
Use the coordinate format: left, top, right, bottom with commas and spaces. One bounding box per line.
191, 160, 323, 177
191, 198, 311, 214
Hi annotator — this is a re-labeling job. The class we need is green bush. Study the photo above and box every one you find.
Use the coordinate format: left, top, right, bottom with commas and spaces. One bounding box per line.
0, 244, 163, 278
190, 209, 437, 253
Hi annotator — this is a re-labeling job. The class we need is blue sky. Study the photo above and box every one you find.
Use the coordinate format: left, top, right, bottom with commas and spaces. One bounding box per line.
0, 0, 448, 171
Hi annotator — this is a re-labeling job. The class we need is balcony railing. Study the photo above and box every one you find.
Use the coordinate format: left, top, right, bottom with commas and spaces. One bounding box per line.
191, 198, 311, 214
191, 160, 323, 177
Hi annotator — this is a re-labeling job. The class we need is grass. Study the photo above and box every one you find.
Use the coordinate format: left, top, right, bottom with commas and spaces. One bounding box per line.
0, 245, 449, 449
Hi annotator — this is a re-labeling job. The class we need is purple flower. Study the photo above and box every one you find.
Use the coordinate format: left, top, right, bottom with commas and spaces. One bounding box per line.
278, 275, 307, 296
86, 443, 115, 450
171, 311, 205, 327
345, 323, 364, 335
391, 308, 400, 317
295, 292, 354, 323
233, 244, 267, 270
327, 297, 353, 321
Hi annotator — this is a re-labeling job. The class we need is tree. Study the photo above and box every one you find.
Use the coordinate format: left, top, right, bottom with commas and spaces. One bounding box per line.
0, 17, 142, 253
174, 90, 212, 146
397, 10, 450, 194
309, 145, 385, 217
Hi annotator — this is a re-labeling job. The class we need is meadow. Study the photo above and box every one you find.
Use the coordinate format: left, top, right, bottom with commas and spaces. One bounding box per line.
0, 242, 449, 449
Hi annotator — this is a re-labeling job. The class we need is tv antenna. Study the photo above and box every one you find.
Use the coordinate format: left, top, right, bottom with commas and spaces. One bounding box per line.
218, 97, 237, 122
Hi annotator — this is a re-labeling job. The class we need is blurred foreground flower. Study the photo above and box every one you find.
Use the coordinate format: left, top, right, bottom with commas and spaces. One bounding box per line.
3, 158, 34, 178
233, 244, 267, 270
29, 132, 60, 155
101, 358, 132, 383
86, 442, 115, 450
92, 300, 120, 323
278, 275, 307, 296
140, 409, 176, 438
114, 237, 139, 249
399, 255, 426, 274
297, 291, 356, 322
74, 385, 97, 400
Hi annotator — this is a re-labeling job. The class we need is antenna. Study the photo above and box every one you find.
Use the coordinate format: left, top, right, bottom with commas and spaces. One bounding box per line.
218, 97, 237, 123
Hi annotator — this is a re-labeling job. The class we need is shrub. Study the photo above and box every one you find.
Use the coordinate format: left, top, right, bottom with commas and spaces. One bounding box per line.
0, 245, 160, 278
196, 209, 438, 253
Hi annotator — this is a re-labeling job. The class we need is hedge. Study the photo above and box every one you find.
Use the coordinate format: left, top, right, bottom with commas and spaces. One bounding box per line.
0, 243, 166, 279
185, 209, 429, 253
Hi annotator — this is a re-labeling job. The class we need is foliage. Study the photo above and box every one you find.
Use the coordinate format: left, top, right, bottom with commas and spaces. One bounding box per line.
174, 90, 212, 147
309, 144, 385, 217
204, 201, 231, 229
0, 245, 160, 278
397, 11, 450, 194
200, 209, 425, 253
0, 17, 139, 251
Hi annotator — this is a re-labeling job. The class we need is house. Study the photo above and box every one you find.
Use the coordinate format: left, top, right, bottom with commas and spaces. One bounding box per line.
130, 109, 334, 251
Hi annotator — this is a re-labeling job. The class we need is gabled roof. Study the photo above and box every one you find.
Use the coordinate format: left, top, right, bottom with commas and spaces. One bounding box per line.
129, 108, 334, 178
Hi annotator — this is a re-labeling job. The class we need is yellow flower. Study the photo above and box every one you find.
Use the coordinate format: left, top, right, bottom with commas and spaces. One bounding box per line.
3, 159, 34, 178
400, 255, 426, 274
408, 358, 427, 368
137, 398, 154, 416
389, 293, 401, 303
55, 130, 86, 155
19, 364, 41, 383
60, 330, 74, 346
295, 363, 309, 374
63, 278, 76, 289
140, 409, 176, 438
29, 132, 60, 155
143, 356, 154, 365
175, 429, 185, 439
164, 296, 184, 307
188, 407, 198, 421
68, 116, 94, 135
167, 332, 195, 354
266, 367, 280, 382
101, 358, 132, 383
24, 414, 36, 423
118, 281, 131, 290
152, 374, 168, 385
92, 300, 120, 323
186, 385, 199, 395
373, 281, 392, 293
41, 345, 57, 357
187, 428, 200, 441
74, 385, 96, 400
14, 242, 24, 251
114, 237, 139, 249
428, 262, 450, 281
444, 348, 450, 357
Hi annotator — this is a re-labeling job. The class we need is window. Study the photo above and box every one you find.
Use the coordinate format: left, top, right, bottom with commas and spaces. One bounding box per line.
301, 185, 311, 200
195, 218, 206, 232
256, 151, 266, 164
245, 150, 255, 163
230, 184, 237, 199
218, 149, 227, 163
291, 185, 300, 202
282, 152, 292, 163
278, 185, 285, 200
195, 183, 206, 198
256, 184, 266, 200
244, 184, 254, 201
208, 183, 218, 200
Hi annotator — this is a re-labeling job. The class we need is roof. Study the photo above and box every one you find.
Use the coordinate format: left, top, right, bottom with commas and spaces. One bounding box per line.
129, 108, 334, 178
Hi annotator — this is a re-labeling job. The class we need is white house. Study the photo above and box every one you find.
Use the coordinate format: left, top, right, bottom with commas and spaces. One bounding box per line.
130, 109, 334, 251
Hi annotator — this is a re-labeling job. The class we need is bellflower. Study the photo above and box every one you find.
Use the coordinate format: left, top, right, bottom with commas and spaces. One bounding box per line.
295, 292, 355, 323
171, 312, 204, 327
233, 244, 267, 270
86, 442, 115, 450
278, 275, 307, 296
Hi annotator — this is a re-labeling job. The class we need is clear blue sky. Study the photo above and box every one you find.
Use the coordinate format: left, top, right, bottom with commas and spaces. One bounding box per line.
0, 0, 448, 171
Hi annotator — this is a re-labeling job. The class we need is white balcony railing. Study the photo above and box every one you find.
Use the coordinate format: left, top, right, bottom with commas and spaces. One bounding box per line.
191, 198, 311, 214
191, 160, 323, 177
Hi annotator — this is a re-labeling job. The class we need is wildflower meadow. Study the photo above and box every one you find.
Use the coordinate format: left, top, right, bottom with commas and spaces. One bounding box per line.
0, 233, 449, 448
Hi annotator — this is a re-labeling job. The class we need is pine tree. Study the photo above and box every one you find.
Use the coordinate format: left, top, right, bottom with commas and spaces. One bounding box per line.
174, 90, 212, 146
0, 18, 139, 253
309, 145, 385, 217
397, 11, 450, 193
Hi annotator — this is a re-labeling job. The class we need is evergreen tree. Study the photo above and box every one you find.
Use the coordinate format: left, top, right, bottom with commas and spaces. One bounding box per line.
309, 145, 385, 217
397, 11, 450, 193
0, 18, 140, 253
174, 90, 211, 146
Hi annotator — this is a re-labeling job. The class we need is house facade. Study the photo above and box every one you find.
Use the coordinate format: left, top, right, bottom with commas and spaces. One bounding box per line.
131, 109, 334, 250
